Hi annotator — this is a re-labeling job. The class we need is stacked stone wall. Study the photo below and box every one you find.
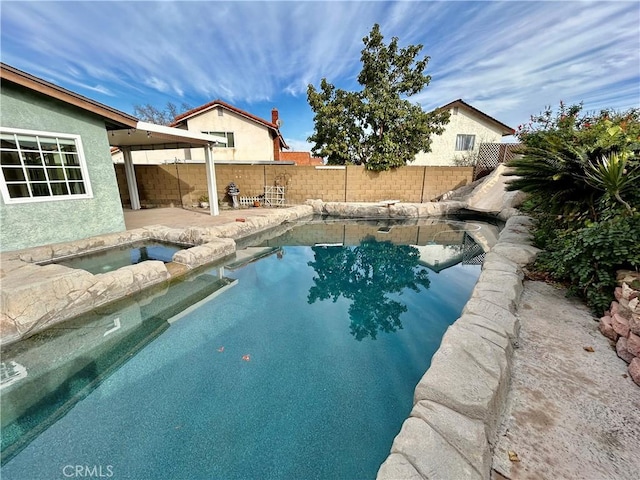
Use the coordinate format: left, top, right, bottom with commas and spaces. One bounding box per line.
599, 271, 640, 386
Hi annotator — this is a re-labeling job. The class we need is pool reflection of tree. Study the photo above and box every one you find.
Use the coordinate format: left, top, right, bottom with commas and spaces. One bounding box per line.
307, 237, 430, 340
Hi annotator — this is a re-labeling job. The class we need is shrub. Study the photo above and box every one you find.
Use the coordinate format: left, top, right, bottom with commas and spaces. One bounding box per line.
507, 102, 640, 313
535, 214, 640, 314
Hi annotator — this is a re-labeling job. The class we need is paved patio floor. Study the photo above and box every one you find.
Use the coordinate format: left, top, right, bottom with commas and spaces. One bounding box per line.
123, 206, 296, 230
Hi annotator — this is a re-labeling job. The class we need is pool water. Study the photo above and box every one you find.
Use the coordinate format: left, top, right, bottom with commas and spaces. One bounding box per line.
46, 241, 188, 274
1, 219, 487, 479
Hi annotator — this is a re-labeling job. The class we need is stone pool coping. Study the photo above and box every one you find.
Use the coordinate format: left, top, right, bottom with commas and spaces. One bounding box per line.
0, 205, 314, 345
301, 200, 540, 478
376, 214, 540, 480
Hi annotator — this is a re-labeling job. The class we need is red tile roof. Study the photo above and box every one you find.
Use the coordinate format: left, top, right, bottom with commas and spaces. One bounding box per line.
280, 151, 324, 166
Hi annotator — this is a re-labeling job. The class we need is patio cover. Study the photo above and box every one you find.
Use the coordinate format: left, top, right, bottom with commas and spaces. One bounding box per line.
109, 122, 226, 215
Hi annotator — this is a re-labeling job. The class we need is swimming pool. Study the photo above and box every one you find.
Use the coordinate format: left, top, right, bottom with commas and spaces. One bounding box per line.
1, 218, 490, 479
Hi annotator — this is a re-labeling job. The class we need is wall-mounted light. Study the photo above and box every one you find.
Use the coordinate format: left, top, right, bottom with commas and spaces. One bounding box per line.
147, 131, 151, 138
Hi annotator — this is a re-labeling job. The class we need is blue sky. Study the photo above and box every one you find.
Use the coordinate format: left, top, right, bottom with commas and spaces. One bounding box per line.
1, 1, 638, 150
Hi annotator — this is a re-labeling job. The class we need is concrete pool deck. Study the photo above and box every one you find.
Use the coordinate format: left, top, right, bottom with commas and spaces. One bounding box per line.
123, 205, 289, 230
126, 206, 640, 479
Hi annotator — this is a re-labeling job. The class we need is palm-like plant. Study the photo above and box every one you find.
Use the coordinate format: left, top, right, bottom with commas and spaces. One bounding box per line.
505, 135, 601, 219
582, 152, 639, 213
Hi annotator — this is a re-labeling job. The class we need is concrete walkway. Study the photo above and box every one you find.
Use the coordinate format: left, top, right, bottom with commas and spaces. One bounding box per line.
492, 281, 640, 480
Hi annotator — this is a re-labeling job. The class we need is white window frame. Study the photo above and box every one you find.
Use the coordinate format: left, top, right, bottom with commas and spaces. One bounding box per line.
0, 127, 93, 204
455, 134, 476, 151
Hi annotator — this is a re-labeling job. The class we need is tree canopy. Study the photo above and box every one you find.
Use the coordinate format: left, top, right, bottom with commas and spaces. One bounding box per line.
307, 24, 449, 171
132, 101, 192, 126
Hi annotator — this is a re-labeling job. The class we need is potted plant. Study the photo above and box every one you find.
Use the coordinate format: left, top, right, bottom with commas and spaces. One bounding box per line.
199, 195, 209, 208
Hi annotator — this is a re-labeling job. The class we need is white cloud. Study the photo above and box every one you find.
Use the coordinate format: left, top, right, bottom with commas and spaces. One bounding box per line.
1, 1, 637, 140
285, 137, 315, 153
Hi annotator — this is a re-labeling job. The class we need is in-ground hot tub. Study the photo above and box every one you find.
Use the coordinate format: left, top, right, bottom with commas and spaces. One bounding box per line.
38, 240, 192, 274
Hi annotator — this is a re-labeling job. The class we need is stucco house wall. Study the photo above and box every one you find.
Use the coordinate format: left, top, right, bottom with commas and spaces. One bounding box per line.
183, 106, 275, 162
0, 83, 126, 252
413, 100, 514, 166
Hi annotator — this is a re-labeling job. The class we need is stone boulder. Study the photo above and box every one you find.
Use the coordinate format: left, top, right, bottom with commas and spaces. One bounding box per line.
616, 337, 635, 364
629, 357, 640, 386
599, 315, 618, 342
626, 332, 640, 358
172, 238, 235, 268
611, 313, 630, 338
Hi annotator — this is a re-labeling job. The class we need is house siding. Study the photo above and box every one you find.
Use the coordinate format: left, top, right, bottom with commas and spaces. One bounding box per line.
186, 107, 274, 162
0, 83, 125, 252
413, 107, 506, 166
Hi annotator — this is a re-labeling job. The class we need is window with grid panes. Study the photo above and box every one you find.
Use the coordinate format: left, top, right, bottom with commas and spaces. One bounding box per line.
0, 128, 92, 203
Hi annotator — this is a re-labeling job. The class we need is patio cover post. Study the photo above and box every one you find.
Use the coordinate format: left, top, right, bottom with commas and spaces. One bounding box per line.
122, 147, 141, 210
204, 144, 219, 216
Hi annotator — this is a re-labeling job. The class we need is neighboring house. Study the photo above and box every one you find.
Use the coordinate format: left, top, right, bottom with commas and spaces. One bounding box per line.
0, 63, 224, 252
112, 100, 289, 165
0, 63, 137, 252
413, 99, 514, 166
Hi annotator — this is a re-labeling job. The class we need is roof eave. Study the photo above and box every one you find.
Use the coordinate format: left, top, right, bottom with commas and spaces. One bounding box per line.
439, 99, 515, 136
0, 63, 138, 130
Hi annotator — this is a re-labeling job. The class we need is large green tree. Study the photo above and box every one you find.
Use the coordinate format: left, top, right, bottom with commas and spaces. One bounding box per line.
307, 24, 449, 171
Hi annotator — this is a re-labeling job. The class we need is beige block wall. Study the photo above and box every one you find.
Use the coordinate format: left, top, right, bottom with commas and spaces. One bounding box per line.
346, 166, 424, 202
267, 166, 346, 204
114, 164, 473, 208
215, 165, 266, 202
421, 167, 473, 202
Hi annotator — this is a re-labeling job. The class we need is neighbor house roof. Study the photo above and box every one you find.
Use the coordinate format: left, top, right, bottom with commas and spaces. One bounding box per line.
280, 151, 324, 166
439, 99, 514, 136
170, 99, 289, 149
0, 62, 138, 130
